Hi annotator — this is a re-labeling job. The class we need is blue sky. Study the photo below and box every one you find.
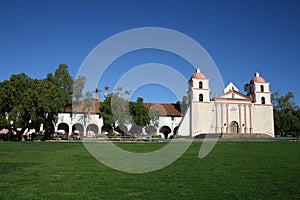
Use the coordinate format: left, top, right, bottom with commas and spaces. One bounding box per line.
0, 0, 299, 105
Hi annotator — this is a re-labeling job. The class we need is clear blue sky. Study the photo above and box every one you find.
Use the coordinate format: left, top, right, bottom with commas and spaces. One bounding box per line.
1, 0, 299, 105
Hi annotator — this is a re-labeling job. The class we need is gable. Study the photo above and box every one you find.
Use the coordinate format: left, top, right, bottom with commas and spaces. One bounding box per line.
224, 82, 239, 93
215, 90, 252, 101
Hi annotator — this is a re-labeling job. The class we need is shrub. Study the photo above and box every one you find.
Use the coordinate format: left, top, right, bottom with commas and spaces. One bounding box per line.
152, 133, 161, 138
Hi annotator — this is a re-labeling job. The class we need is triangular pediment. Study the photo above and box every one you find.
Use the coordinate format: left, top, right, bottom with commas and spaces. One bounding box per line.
215, 90, 252, 101
224, 82, 239, 93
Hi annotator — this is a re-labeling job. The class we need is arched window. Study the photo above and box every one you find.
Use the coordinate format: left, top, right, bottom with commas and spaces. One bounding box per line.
261, 97, 266, 104
199, 81, 203, 89
260, 85, 264, 92
199, 94, 203, 102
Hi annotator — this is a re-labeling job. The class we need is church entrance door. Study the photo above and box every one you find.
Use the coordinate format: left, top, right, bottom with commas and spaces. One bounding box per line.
230, 121, 239, 134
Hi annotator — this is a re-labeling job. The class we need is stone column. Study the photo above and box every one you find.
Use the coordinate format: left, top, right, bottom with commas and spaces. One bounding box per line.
221, 104, 224, 134
244, 105, 247, 133
239, 104, 242, 133
215, 103, 219, 133
226, 104, 229, 133
249, 105, 253, 134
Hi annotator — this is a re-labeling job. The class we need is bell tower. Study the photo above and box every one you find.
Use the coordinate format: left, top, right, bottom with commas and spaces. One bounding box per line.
186, 68, 212, 136
188, 68, 210, 103
245, 72, 271, 105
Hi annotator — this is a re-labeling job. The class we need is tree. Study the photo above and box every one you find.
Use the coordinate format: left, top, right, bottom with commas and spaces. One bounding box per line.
149, 109, 160, 127
180, 95, 188, 114
99, 96, 114, 133
94, 88, 100, 100
104, 86, 110, 99
1, 73, 36, 132
35, 78, 69, 138
272, 91, 300, 136
53, 64, 73, 99
129, 97, 150, 128
99, 92, 131, 135
111, 92, 131, 127
273, 91, 298, 113
83, 91, 94, 114
125, 90, 131, 101
99, 89, 152, 135
0, 65, 74, 141
72, 76, 86, 101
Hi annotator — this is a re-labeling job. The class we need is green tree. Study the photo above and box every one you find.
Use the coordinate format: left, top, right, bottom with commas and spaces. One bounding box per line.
149, 109, 160, 127
35, 78, 69, 138
2, 73, 35, 128
180, 95, 188, 114
129, 97, 150, 128
83, 91, 94, 119
100, 89, 131, 134
104, 86, 110, 99
0, 65, 73, 140
54, 64, 73, 98
273, 91, 300, 136
72, 76, 86, 101
111, 92, 131, 126
94, 88, 100, 101
99, 89, 152, 135
99, 96, 114, 133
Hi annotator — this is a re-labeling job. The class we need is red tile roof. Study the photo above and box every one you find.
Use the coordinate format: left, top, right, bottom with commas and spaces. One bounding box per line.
143, 103, 182, 117
63, 101, 182, 117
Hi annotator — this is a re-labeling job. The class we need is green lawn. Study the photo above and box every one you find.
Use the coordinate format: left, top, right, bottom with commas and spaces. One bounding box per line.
0, 141, 299, 200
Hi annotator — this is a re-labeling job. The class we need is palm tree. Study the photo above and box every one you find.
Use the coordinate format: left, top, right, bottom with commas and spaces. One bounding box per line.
94, 88, 101, 101
116, 86, 123, 98
104, 86, 110, 99
125, 90, 131, 101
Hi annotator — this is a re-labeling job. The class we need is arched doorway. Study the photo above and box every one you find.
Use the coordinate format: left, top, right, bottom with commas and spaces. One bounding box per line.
57, 123, 69, 134
159, 126, 171, 139
86, 124, 99, 136
72, 123, 84, 134
230, 121, 239, 134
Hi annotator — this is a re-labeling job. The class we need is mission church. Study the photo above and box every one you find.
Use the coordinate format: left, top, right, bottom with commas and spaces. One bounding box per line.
55, 68, 274, 138
177, 68, 274, 137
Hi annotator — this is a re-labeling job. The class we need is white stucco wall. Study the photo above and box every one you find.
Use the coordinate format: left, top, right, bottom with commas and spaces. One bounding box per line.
56, 113, 103, 136
251, 105, 274, 136
177, 106, 191, 136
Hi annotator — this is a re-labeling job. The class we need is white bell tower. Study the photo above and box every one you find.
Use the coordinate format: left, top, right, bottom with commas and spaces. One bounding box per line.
188, 68, 210, 103
245, 72, 271, 105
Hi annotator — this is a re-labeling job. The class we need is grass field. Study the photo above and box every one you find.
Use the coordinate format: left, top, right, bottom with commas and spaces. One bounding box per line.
0, 141, 299, 200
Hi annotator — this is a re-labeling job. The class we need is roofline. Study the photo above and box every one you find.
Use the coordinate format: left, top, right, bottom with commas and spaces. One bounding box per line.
215, 90, 252, 100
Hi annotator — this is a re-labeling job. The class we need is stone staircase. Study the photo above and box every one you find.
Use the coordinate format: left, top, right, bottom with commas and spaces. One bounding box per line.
194, 133, 274, 139
221, 133, 274, 139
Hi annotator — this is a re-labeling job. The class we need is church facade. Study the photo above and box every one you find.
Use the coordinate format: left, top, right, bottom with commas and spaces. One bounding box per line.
178, 68, 274, 137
